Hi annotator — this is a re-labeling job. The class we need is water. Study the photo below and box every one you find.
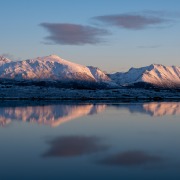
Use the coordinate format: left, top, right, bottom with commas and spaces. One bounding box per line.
0, 101, 180, 180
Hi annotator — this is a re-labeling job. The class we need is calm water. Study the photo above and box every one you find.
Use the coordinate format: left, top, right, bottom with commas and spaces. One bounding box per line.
0, 101, 180, 180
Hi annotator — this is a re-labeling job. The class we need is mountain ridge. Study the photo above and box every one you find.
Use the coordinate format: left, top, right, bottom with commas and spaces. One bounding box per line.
0, 55, 109, 83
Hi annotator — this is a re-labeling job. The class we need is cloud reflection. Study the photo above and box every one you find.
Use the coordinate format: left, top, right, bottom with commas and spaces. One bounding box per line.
42, 136, 109, 157
99, 151, 162, 166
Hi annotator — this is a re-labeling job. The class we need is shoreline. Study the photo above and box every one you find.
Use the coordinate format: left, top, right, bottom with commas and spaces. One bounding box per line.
0, 97, 180, 100
0, 97, 180, 103
0, 86, 179, 102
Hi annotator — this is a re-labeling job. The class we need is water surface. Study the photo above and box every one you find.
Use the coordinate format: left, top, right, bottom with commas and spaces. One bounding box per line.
0, 102, 180, 180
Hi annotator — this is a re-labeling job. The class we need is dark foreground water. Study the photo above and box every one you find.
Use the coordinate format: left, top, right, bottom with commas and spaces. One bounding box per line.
0, 101, 180, 180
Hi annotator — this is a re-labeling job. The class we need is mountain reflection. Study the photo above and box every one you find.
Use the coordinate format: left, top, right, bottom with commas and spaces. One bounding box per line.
112, 102, 180, 117
143, 102, 180, 116
0, 102, 179, 127
0, 104, 106, 127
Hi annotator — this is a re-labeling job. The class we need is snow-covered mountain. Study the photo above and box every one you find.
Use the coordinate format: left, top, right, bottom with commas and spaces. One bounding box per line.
0, 55, 109, 82
0, 55, 179, 88
110, 64, 180, 88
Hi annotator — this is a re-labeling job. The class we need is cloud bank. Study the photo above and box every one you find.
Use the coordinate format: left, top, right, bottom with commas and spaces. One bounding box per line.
93, 13, 168, 30
40, 23, 109, 45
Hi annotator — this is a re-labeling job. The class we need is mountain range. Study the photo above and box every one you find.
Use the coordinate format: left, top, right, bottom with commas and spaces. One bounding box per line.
0, 55, 179, 88
1, 102, 180, 127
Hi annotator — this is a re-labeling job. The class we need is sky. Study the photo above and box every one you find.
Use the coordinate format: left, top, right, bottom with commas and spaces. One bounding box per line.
0, 0, 180, 72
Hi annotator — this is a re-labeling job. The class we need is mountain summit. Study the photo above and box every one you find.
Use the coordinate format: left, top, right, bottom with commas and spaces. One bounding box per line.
110, 64, 180, 88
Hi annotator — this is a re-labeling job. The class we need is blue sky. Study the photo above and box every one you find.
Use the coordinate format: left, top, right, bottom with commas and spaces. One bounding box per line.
0, 0, 180, 72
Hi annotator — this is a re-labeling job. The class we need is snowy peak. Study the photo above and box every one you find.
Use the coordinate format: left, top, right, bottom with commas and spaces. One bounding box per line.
141, 64, 180, 87
32, 55, 95, 79
46, 54, 62, 59
35, 55, 75, 65
0, 56, 12, 65
110, 64, 180, 88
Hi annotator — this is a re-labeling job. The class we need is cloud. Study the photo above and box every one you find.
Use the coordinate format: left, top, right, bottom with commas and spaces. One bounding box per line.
93, 13, 169, 30
42, 136, 109, 157
99, 151, 163, 166
40, 23, 110, 45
